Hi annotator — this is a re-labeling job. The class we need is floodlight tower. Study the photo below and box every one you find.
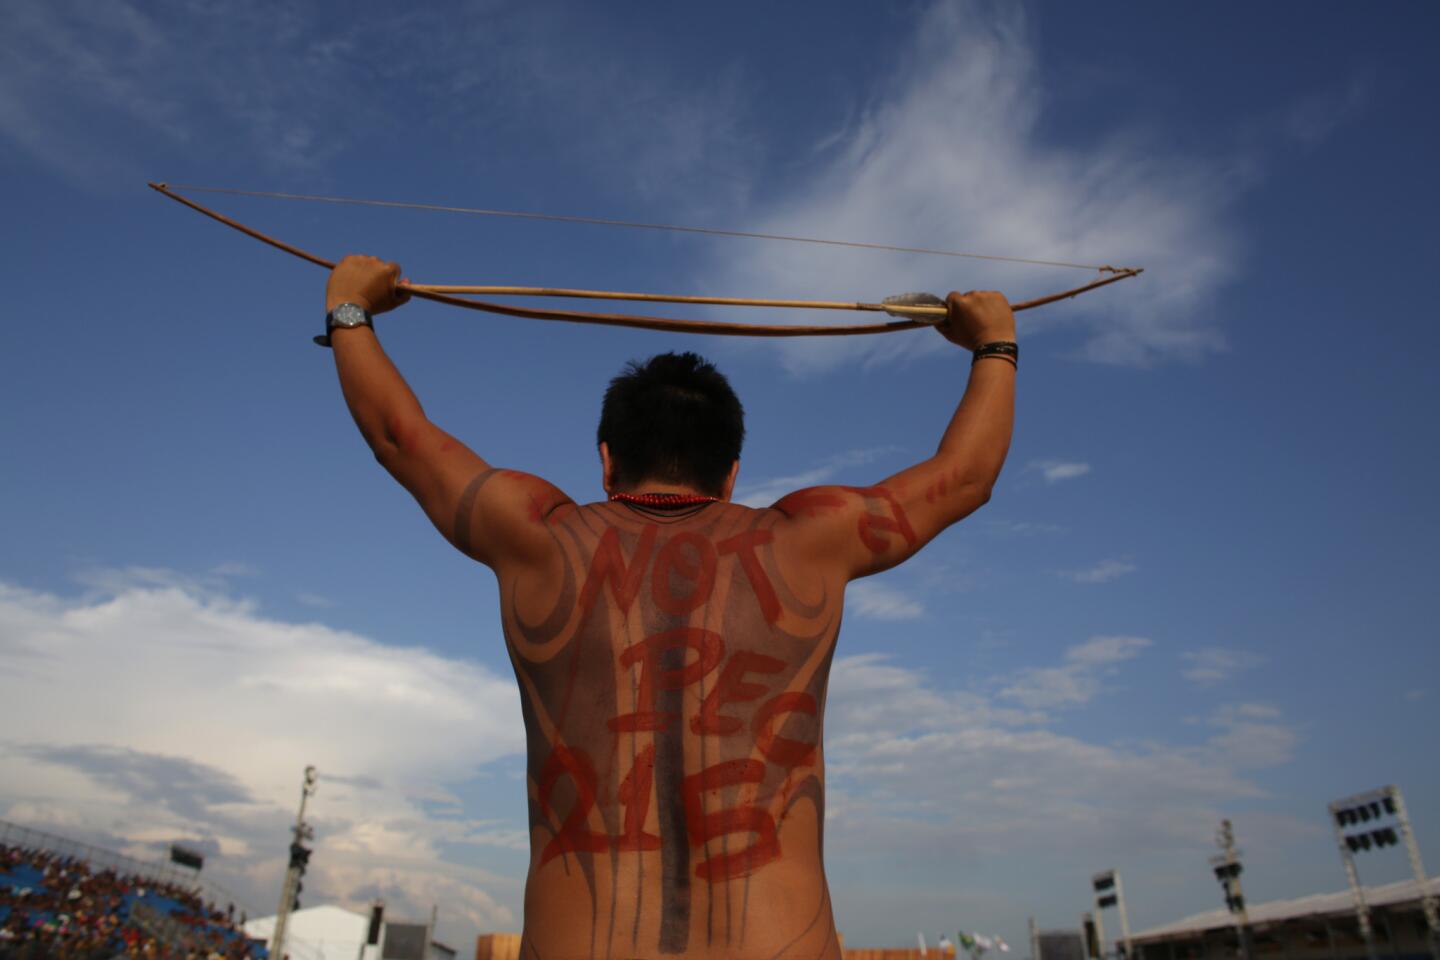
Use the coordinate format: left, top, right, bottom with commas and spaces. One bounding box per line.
1210, 819, 1252, 960
1328, 785, 1439, 960
1092, 870, 1132, 959
271, 765, 318, 959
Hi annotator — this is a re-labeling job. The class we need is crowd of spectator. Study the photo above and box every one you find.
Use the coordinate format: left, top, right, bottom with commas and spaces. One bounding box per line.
0, 843, 264, 959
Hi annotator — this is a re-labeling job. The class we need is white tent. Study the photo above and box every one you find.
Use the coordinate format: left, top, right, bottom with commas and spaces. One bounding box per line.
243, 904, 371, 960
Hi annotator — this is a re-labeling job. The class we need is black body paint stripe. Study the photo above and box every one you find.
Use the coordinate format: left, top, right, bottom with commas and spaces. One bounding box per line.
453, 468, 500, 556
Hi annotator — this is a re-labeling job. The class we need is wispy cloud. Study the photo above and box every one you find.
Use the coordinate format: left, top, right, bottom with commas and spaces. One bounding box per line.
0, 2, 756, 197
846, 580, 925, 621
706, 0, 1238, 374
1062, 559, 1137, 584
1030, 460, 1092, 483
1181, 647, 1263, 686
997, 635, 1151, 710
734, 446, 902, 507
1202, 703, 1299, 769
1285, 76, 1370, 148
824, 647, 1295, 871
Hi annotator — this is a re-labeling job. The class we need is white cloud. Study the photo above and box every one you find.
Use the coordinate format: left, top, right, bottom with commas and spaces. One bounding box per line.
1181, 647, 1263, 686
0, 574, 524, 943
846, 580, 925, 621
1063, 559, 1137, 584
734, 446, 902, 507
998, 635, 1151, 710
704, 0, 1238, 374
824, 649, 1293, 867
1031, 460, 1092, 483
1066, 635, 1151, 666
1203, 703, 1298, 769
0, 573, 1307, 952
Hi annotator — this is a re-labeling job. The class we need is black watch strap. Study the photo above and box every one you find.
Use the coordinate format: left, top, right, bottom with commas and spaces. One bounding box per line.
314, 304, 374, 348
972, 341, 1018, 366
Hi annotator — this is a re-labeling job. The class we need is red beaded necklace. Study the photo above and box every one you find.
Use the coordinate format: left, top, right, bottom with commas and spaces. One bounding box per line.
609, 491, 720, 509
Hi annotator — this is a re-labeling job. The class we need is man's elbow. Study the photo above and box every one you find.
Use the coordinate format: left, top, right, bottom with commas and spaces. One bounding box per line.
364, 413, 430, 469
952, 479, 994, 519
969, 482, 994, 509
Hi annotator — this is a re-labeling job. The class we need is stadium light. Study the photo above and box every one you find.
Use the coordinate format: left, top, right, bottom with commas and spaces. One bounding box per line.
1328, 785, 1440, 960
1211, 820, 1253, 960
169, 844, 204, 872
1090, 870, 1132, 960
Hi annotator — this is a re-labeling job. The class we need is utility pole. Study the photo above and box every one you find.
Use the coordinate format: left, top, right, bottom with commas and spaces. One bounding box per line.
1211, 819, 1253, 960
271, 765, 318, 960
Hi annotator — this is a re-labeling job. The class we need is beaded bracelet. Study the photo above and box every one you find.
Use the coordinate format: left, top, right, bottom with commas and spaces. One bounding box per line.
972, 341, 1018, 367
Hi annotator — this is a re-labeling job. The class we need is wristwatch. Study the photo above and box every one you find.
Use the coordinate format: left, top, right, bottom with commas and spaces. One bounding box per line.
313, 303, 373, 347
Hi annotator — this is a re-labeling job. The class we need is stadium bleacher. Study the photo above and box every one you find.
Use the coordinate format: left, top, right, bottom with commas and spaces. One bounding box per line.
0, 841, 266, 959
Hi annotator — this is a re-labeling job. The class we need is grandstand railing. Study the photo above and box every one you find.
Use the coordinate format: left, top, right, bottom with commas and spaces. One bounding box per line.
0, 818, 252, 920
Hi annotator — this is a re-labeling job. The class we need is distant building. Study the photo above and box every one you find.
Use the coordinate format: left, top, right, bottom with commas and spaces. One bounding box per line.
1037, 929, 1087, 960
1129, 876, 1440, 960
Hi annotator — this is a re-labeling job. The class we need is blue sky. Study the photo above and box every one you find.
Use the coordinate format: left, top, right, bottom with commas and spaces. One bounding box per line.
2, 0, 1438, 951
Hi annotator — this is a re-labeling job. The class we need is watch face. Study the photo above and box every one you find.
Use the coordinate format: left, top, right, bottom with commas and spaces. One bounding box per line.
331, 303, 370, 328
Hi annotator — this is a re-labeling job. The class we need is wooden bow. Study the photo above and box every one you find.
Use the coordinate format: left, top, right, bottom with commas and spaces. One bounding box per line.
148, 182, 1142, 337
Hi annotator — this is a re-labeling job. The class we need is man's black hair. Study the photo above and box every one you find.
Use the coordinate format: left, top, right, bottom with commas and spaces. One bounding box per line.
597, 352, 745, 496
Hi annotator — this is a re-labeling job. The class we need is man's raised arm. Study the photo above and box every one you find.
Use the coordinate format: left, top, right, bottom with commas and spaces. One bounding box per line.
772, 290, 1017, 580
324, 255, 570, 570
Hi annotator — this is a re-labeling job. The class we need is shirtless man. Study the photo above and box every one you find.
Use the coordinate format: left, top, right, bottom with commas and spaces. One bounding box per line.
322, 256, 1017, 960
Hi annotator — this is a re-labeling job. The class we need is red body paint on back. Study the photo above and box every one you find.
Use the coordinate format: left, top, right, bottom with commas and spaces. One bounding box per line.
614, 743, 661, 852
682, 759, 780, 882
580, 525, 658, 614
691, 651, 785, 735
717, 529, 782, 623
537, 745, 609, 866
755, 692, 819, 769
607, 627, 724, 732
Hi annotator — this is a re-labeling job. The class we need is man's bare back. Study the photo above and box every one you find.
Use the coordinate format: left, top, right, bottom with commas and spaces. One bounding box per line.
321, 255, 1016, 960
504, 495, 844, 959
